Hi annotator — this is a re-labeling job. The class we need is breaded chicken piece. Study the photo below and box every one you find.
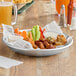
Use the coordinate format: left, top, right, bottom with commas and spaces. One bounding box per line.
55, 35, 67, 45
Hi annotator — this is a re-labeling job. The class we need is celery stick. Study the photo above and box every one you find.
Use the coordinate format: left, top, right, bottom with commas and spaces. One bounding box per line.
31, 28, 35, 41
35, 25, 40, 41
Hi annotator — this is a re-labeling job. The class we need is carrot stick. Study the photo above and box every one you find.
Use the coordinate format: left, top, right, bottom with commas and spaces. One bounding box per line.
21, 31, 27, 39
14, 28, 19, 34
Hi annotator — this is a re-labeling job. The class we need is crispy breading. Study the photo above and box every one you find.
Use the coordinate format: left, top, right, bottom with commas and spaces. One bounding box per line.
55, 35, 67, 45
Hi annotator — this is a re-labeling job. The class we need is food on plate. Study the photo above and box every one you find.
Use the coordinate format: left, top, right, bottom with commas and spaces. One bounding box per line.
14, 28, 19, 34
21, 31, 27, 40
46, 37, 56, 44
39, 26, 45, 39
35, 25, 40, 41
28, 32, 38, 49
46, 35, 67, 46
42, 40, 55, 49
14, 25, 67, 49
31, 27, 35, 41
55, 35, 67, 45
31, 25, 40, 41
13, 0, 32, 4
35, 39, 55, 49
35, 41, 45, 49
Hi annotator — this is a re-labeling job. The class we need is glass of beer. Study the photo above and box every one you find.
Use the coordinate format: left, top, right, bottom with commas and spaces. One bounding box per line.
0, 0, 17, 32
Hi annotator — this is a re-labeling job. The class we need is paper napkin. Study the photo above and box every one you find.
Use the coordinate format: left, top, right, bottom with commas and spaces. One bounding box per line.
43, 21, 63, 34
2, 24, 23, 43
13, 39, 33, 49
0, 56, 23, 69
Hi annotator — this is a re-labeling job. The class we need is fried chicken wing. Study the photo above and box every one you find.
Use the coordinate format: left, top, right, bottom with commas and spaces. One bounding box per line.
35, 41, 45, 49
43, 40, 55, 49
55, 35, 67, 45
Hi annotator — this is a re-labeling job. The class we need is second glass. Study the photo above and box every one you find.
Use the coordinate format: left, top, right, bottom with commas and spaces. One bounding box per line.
0, 0, 17, 32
